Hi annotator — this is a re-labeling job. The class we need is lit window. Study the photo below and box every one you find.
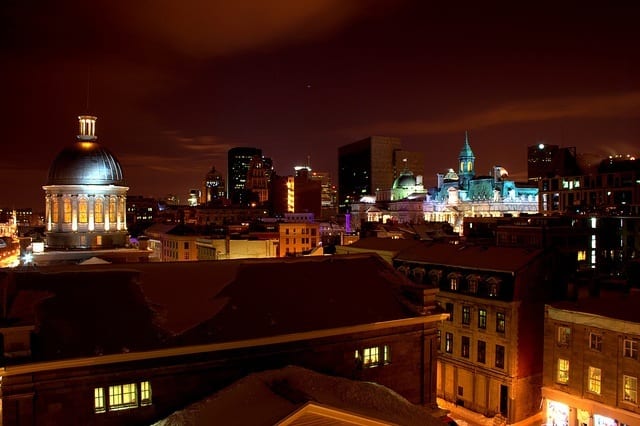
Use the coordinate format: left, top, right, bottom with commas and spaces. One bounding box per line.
496, 312, 506, 333
445, 332, 453, 354
359, 345, 390, 368
624, 375, 637, 403
140, 381, 152, 406
624, 339, 639, 359
462, 306, 471, 325
109, 383, 138, 411
63, 198, 72, 223
95, 199, 103, 223
478, 309, 487, 329
52, 197, 59, 222
450, 276, 459, 290
557, 359, 569, 384
94, 387, 106, 413
557, 326, 571, 346
589, 333, 602, 351
588, 367, 601, 394
109, 198, 116, 223
577, 250, 586, 261
78, 198, 88, 223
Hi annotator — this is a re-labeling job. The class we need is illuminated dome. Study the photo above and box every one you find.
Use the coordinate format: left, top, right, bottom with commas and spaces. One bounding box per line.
47, 142, 124, 186
392, 169, 416, 189
443, 168, 459, 181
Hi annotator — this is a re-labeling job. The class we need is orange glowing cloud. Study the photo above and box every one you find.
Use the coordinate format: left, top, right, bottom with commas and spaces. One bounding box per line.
352, 91, 640, 136
113, 1, 370, 57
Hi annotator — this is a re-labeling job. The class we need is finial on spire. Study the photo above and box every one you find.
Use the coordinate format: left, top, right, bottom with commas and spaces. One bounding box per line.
465, 130, 469, 144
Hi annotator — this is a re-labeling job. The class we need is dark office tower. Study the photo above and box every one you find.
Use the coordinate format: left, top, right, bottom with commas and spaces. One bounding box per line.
528, 143, 559, 180
228, 147, 261, 205
527, 144, 581, 180
338, 136, 402, 210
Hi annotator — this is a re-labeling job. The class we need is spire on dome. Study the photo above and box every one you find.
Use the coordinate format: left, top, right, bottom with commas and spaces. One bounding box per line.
78, 115, 97, 141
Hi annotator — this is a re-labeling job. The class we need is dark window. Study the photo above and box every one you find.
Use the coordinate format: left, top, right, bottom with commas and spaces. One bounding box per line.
495, 345, 505, 369
461, 336, 470, 358
445, 303, 454, 322
477, 340, 486, 363
589, 333, 602, 351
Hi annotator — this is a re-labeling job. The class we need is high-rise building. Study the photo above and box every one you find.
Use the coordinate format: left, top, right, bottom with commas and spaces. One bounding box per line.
527, 144, 581, 181
201, 166, 226, 205
227, 147, 261, 205
338, 136, 423, 211
245, 155, 271, 204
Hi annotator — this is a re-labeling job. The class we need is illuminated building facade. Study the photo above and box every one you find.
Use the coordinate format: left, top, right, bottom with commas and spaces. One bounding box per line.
42, 115, 128, 250
278, 221, 320, 257
245, 155, 271, 204
543, 292, 640, 426
394, 242, 550, 424
349, 133, 538, 233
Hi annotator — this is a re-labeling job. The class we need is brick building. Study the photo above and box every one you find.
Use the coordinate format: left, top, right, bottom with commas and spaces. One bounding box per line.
0, 254, 445, 425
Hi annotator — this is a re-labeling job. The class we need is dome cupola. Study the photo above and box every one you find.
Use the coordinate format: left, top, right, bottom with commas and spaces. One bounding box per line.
46, 116, 125, 186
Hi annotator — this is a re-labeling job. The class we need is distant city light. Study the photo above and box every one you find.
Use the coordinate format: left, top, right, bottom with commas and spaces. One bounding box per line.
538, 143, 545, 149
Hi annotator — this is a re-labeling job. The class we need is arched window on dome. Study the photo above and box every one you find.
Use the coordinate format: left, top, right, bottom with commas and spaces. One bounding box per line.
52, 197, 59, 223
95, 199, 104, 223
467, 161, 472, 172
78, 198, 88, 223
63, 198, 72, 223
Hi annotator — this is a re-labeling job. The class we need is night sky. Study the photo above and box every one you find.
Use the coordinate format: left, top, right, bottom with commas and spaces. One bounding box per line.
1, 1, 639, 209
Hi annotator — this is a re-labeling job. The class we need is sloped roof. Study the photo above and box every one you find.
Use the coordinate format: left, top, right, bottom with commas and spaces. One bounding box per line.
395, 242, 543, 273
346, 238, 422, 253
152, 365, 444, 426
8, 254, 421, 358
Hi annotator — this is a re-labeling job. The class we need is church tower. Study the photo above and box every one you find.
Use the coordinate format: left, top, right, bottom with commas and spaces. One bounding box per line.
458, 131, 476, 190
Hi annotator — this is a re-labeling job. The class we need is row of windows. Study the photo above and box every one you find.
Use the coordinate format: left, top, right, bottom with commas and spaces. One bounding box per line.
284, 228, 317, 235
284, 238, 315, 245
355, 345, 391, 368
51, 196, 123, 224
441, 332, 505, 369
557, 325, 639, 359
94, 381, 151, 413
398, 266, 503, 297
445, 304, 506, 333
556, 359, 638, 403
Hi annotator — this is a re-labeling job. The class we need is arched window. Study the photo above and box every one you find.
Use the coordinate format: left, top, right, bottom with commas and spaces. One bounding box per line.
466, 274, 481, 293
94, 199, 104, 223
429, 269, 442, 286
78, 198, 88, 223
447, 272, 462, 291
52, 197, 59, 223
109, 198, 116, 223
487, 276, 502, 297
63, 198, 72, 223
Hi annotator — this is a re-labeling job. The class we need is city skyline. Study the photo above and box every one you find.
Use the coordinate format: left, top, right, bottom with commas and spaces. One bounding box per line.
2, 1, 639, 208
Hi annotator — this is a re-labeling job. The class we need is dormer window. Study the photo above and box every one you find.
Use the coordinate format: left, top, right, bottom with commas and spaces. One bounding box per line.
487, 276, 501, 297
